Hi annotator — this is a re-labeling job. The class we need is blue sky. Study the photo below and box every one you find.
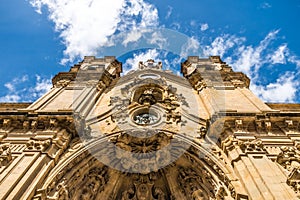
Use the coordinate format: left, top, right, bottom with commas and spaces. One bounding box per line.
0, 0, 300, 103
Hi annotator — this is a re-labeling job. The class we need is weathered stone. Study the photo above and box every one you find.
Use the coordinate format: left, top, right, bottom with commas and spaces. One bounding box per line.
0, 56, 299, 199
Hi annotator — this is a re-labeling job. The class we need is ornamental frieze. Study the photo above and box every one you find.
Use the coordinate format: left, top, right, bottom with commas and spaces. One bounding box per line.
0, 116, 75, 134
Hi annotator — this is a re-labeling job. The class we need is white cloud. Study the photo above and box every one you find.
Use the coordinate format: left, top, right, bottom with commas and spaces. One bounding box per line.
203, 34, 246, 58
165, 6, 173, 19
228, 30, 280, 75
4, 83, 14, 92
180, 36, 200, 58
31, 75, 52, 97
190, 20, 197, 27
147, 31, 167, 49
288, 55, 300, 68
200, 23, 209, 31
269, 44, 288, 64
0, 75, 52, 102
251, 72, 298, 102
201, 29, 300, 102
0, 94, 21, 103
3, 75, 28, 93
259, 2, 272, 9
170, 22, 181, 30
30, 0, 159, 64
122, 29, 144, 46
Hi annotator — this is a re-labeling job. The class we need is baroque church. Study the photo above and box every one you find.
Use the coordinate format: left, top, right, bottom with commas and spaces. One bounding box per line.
0, 55, 300, 200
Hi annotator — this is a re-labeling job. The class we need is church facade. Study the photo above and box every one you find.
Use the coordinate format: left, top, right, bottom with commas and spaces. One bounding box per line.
0, 56, 300, 199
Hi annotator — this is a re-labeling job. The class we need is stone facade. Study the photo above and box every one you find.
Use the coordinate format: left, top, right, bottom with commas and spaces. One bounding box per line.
0, 56, 300, 199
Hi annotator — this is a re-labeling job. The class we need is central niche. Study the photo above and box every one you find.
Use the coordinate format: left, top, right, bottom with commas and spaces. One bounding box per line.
132, 85, 163, 106
132, 108, 160, 125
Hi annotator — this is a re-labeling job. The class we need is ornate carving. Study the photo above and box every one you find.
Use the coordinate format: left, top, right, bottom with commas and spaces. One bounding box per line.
31, 120, 38, 131
176, 153, 236, 199
138, 59, 162, 70
255, 119, 272, 133
56, 178, 69, 199
196, 126, 207, 139
110, 82, 187, 128
222, 136, 265, 155
138, 88, 157, 105
239, 139, 265, 153
54, 79, 71, 87
79, 167, 109, 199
52, 130, 71, 149
45, 165, 109, 200
164, 88, 181, 124
2, 118, 12, 130
235, 119, 243, 132
287, 167, 300, 194
0, 143, 12, 167
96, 80, 107, 91
26, 138, 51, 151
50, 118, 59, 129
177, 167, 209, 199
23, 120, 38, 132
23, 120, 30, 130
286, 119, 294, 128
194, 79, 207, 93
0, 115, 75, 135
113, 112, 130, 125
221, 135, 241, 154
120, 77, 167, 98
277, 145, 300, 171
121, 175, 166, 200
265, 121, 272, 132
73, 114, 92, 139
110, 96, 130, 110
108, 131, 173, 173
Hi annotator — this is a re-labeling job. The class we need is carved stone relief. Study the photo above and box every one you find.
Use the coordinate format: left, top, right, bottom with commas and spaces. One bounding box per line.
0, 143, 12, 168
40, 157, 109, 200
287, 167, 300, 194
97, 131, 180, 174
277, 145, 300, 171
26, 138, 52, 151
0, 116, 75, 135
110, 81, 188, 129
120, 174, 167, 200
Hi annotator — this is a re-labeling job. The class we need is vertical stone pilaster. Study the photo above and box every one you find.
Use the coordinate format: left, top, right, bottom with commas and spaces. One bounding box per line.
222, 136, 298, 200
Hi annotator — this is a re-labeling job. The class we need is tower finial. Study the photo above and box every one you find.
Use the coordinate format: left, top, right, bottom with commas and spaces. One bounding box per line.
138, 60, 162, 70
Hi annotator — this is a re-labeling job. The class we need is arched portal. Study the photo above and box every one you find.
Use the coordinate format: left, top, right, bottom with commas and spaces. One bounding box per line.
34, 132, 240, 200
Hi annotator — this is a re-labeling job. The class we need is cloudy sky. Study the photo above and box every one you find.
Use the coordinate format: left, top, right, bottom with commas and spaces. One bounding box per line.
0, 0, 300, 103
